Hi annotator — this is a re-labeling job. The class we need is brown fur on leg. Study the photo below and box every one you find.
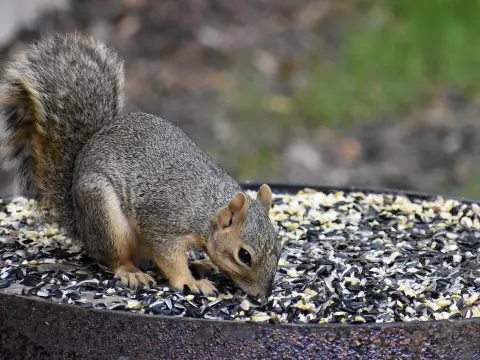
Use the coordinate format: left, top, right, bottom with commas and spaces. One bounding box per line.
152, 237, 217, 295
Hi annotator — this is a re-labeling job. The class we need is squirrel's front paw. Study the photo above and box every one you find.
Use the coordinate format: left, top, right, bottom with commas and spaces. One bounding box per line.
114, 265, 156, 290
172, 278, 217, 296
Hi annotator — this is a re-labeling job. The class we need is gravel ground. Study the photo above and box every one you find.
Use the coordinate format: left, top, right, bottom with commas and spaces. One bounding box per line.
2, 188, 480, 325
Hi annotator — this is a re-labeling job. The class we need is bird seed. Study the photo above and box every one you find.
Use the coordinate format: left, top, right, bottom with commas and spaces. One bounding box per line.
2, 189, 480, 325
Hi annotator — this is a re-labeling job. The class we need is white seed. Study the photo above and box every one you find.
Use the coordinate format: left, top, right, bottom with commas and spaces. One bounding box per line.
472, 203, 480, 214
240, 299, 250, 311
442, 244, 458, 253
287, 269, 298, 278
460, 216, 473, 229
446, 232, 458, 240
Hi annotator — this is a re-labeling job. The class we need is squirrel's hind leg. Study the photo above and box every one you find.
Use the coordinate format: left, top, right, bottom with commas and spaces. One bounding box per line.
72, 175, 156, 289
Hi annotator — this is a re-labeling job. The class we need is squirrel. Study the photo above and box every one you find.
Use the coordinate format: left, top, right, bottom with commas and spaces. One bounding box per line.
0, 33, 282, 297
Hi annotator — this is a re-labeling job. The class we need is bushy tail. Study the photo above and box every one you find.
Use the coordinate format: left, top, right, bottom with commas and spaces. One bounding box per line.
0, 33, 125, 236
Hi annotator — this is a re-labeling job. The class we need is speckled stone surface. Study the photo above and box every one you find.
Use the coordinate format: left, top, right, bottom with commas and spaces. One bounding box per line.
2, 291, 480, 360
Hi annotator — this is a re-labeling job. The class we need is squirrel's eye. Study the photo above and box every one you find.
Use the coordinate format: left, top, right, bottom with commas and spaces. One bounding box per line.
238, 248, 252, 267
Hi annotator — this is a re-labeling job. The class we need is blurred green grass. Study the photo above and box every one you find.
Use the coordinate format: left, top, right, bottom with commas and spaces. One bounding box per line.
296, 0, 480, 126
235, 0, 480, 125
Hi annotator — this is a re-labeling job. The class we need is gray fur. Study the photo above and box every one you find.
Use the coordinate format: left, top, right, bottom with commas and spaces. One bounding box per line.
74, 114, 278, 261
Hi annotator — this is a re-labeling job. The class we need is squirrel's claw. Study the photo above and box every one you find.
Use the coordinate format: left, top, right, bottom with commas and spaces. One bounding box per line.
114, 266, 156, 290
188, 279, 218, 296
173, 278, 218, 296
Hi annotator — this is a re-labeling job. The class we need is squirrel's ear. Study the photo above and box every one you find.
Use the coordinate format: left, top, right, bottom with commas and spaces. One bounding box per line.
256, 184, 272, 213
216, 192, 248, 228
228, 192, 247, 223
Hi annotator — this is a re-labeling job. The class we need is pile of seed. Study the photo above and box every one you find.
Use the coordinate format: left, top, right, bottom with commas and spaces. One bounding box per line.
2, 189, 480, 325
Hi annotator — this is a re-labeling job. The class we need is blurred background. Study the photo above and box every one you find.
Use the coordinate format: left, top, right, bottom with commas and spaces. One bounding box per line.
1, 0, 480, 198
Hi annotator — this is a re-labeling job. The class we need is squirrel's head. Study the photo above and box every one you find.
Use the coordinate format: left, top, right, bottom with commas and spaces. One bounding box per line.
207, 184, 281, 298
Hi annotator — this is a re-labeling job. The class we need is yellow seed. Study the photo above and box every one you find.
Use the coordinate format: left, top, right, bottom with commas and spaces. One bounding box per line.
304, 288, 318, 296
